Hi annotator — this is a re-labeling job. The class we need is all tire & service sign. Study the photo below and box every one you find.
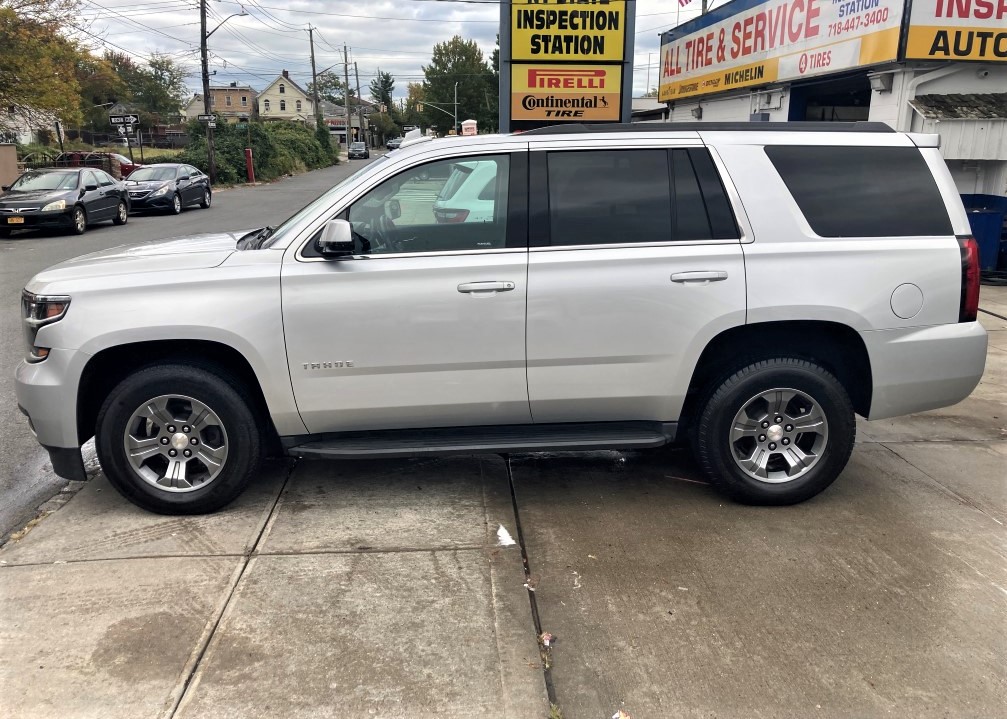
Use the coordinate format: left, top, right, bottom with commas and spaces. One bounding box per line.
500, 1, 636, 129
659, 0, 904, 101
905, 0, 1007, 61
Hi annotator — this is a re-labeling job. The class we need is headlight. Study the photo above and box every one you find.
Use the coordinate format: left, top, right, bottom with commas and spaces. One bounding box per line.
41, 199, 66, 212
150, 184, 171, 197
21, 290, 70, 362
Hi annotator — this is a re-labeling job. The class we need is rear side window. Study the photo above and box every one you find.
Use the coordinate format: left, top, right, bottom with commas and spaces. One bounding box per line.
765, 146, 953, 237
545, 148, 739, 247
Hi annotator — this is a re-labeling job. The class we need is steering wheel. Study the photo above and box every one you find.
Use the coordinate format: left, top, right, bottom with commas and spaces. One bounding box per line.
368, 211, 401, 254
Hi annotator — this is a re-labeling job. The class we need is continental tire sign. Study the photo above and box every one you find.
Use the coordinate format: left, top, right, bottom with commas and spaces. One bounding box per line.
905, 0, 1007, 61
512, 65, 622, 120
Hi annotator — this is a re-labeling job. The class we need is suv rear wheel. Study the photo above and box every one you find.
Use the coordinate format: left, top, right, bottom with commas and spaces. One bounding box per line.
693, 358, 855, 505
95, 364, 261, 514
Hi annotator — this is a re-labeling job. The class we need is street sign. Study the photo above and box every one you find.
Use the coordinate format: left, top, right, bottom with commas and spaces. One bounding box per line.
109, 114, 139, 125
197, 114, 215, 122
207, 121, 217, 129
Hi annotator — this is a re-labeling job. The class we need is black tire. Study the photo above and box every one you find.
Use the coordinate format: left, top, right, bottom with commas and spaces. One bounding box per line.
692, 358, 855, 505
112, 200, 128, 225
70, 205, 87, 235
95, 363, 261, 514
199, 188, 211, 209
169, 192, 182, 215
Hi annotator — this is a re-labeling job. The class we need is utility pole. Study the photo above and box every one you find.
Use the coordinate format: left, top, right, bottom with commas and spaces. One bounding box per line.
199, 0, 217, 183
453, 81, 458, 136
309, 26, 321, 127
702, 0, 709, 13
354, 61, 365, 147
343, 45, 353, 141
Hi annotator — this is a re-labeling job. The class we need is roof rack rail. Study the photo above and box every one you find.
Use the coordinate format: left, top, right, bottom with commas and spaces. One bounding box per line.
520, 121, 896, 135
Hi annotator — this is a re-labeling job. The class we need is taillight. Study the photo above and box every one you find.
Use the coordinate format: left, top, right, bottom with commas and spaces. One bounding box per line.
434, 208, 469, 224
958, 235, 980, 322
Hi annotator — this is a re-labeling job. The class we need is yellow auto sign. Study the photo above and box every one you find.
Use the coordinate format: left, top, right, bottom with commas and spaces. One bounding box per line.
905, 0, 1007, 61
511, 0, 627, 62
512, 64, 622, 120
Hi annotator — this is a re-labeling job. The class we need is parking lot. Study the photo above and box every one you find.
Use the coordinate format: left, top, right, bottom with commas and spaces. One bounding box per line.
1, 277, 1004, 716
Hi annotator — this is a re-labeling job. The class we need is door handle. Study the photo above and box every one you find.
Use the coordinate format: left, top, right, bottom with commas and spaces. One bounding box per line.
671, 271, 728, 284
457, 281, 516, 294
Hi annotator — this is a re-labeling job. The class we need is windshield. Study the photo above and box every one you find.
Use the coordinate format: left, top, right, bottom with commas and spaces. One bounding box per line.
11, 171, 78, 191
260, 155, 389, 249
128, 167, 177, 182
351, 143, 365, 149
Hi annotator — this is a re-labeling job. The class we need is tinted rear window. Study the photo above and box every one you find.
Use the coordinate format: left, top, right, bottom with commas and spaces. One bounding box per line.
765, 146, 952, 237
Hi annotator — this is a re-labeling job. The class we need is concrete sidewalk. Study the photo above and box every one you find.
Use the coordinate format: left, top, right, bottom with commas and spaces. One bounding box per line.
1, 287, 1004, 719
0, 457, 548, 719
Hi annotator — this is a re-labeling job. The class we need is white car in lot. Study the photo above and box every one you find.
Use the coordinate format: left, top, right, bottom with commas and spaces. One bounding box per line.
16, 122, 987, 515
432, 160, 498, 224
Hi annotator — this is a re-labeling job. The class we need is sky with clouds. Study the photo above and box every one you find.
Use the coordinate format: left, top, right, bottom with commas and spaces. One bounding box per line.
82, 0, 716, 103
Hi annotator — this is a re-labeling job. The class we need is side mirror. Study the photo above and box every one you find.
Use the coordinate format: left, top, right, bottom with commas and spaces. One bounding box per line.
0, 185, 8, 192
317, 219, 355, 258
84, 183, 98, 191
386, 199, 401, 221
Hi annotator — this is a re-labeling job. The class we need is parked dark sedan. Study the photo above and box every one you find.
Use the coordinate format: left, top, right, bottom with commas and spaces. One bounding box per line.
0, 167, 130, 237
125, 163, 211, 214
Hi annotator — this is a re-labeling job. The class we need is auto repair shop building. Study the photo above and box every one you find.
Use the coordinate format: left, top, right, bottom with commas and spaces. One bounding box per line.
657, 0, 1007, 195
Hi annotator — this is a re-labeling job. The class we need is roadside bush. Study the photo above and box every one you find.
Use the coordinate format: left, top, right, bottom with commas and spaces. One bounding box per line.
183, 119, 335, 185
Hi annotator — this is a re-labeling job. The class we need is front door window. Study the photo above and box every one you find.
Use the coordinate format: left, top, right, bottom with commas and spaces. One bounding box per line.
346, 155, 510, 255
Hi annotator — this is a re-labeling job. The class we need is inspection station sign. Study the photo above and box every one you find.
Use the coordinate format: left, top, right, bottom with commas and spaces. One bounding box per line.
659, 0, 904, 101
511, 64, 622, 120
503, 1, 634, 127
904, 0, 1007, 61
511, 0, 627, 61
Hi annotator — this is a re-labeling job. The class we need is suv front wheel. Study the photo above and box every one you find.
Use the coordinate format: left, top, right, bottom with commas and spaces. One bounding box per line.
693, 358, 855, 505
95, 363, 261, 514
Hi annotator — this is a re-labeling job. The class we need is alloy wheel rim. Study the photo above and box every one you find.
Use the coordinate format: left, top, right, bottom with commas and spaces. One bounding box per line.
173, 195, 181, 212
118, 203, 126, 221
122, 394, 229, 492
75, 209, 85, 232
729, 387, 829, 484
204, 190, 210, 205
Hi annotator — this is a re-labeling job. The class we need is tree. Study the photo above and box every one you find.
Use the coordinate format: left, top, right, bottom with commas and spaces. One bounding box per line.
0, 5, 84, 127
134, 53, 187, 119
308, 71, 354, 107
401, 82, 426, 130
76, 53, 127, 129
422, 35, 495, 135
369, 70, 395, 112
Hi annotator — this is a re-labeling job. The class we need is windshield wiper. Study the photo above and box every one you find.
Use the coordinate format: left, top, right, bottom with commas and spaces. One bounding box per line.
237, 226, 274, 250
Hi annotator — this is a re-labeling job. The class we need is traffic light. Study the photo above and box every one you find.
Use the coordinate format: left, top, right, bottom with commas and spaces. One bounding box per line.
416, 103, 423, 112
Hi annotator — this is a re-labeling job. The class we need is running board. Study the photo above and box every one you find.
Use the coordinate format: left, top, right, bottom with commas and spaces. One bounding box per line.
285, 422, 675, 460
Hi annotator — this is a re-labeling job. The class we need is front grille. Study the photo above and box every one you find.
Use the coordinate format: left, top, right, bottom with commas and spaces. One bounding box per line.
0, 207, 40, 213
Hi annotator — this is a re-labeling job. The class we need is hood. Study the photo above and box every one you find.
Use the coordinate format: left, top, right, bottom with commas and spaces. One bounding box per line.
125, 179, 171, 189
26, 231, 250, 292
0, 189, 72, 205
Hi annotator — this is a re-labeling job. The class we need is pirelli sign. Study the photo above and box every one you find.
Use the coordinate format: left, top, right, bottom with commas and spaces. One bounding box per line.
512, 65, 622, 120
502, 1, 635, 128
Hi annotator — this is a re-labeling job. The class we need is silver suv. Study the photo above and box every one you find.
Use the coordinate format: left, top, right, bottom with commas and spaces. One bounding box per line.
16, 123, 988, 514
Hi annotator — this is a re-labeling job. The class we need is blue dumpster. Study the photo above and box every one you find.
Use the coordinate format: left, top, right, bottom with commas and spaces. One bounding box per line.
961, 194, 1007, 271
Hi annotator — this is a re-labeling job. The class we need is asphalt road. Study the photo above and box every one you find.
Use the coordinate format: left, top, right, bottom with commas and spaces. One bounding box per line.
0, 158, 376, 537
